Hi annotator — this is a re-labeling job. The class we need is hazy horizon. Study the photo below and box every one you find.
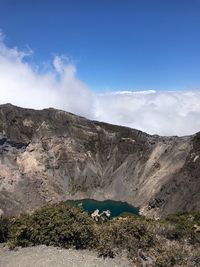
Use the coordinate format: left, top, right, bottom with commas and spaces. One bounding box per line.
0, 0, 200, 136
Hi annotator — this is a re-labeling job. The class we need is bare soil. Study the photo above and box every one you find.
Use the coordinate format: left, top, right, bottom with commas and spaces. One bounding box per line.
0, 244, 132, 267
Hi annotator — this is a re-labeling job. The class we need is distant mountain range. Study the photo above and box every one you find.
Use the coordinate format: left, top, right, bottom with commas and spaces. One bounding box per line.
0, 103, 199, 218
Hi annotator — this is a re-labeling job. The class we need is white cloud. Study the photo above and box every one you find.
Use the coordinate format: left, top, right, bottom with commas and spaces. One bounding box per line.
0, 36, 95, 119
0, 35, 200, 136
95, 90, 200, 136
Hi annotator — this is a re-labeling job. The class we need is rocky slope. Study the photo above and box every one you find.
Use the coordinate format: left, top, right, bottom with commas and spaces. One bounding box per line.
0, 104, 199, 218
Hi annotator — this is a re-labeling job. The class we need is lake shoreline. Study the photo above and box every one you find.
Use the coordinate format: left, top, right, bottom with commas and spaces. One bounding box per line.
65, 198, 140, 217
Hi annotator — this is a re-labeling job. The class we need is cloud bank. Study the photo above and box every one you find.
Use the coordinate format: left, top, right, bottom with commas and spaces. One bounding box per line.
96, 90, 200, 136
0, 33, 95, 119
0, 34, 200, 136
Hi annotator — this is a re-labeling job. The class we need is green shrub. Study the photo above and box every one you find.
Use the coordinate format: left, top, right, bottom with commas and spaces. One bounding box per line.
165, 212, 200, 243
0, 216, 10, 243
9, 203, 95, 249
1, 203, 199, 266
153, 242, 199, 267
95, 217, 156, 258
165, 212, 199, 228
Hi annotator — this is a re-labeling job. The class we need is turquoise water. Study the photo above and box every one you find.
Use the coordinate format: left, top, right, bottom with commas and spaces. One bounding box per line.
66, 199, 139, 217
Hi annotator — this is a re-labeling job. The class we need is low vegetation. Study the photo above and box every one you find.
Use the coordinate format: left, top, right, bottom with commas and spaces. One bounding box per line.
0, 216, 10, 243
6, 203, 95, 249
0, 203, 199, 266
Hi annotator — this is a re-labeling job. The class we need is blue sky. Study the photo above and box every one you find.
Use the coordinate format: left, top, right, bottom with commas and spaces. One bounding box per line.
0, 0, 200, 136
1, 0, 200, 91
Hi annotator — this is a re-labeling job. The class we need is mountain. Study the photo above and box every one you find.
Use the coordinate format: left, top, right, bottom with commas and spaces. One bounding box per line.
0, 104, 199, 218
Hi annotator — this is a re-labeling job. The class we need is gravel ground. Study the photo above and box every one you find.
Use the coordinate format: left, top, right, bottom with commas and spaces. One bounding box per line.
0, 244, 133, 267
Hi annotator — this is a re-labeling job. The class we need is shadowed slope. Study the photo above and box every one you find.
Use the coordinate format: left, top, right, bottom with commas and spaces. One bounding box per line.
0, 104, 199, 218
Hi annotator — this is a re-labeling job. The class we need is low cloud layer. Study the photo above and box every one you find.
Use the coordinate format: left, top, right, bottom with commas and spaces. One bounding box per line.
96, 90, 200, 136
0, 34, 200, 136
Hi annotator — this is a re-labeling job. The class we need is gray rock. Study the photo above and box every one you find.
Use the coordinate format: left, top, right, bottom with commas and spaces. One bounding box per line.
0, 104, 199, 218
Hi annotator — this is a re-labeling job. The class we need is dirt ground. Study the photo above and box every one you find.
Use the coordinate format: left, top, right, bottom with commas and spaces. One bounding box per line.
0, 244, 132, 267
